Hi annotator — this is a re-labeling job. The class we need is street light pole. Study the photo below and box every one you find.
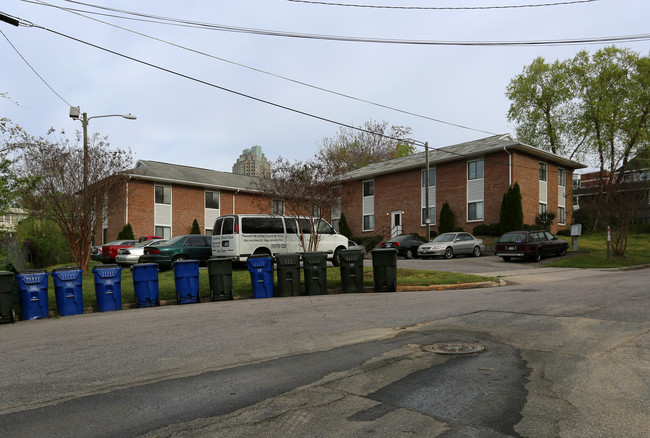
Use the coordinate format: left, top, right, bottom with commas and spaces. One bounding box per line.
69, 106, 136, 262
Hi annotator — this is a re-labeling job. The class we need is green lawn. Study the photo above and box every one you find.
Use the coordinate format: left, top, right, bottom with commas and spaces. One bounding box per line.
31, 262, 495, 312
546, 232, 650, 268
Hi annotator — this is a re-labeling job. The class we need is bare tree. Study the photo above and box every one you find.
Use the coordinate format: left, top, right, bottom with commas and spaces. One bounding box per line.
316, 120, 415, 176
15, 130, 133, 271
252, 158, 340, 253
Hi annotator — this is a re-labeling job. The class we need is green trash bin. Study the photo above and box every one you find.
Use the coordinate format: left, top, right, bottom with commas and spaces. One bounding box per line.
207, 257, 233, 301
303, 252, 327, 296
371, 248, 397, 292
339, 249, 365, 294
0, 271, 16, 324
276, 253, 301, 297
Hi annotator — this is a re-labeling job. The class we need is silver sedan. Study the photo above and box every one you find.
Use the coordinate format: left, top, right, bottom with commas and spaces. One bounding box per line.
417, 232, 484, 259
115, 239, 166, 266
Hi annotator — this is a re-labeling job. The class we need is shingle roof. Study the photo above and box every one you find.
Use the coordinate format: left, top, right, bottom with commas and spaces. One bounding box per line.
126, 160, 260, 191
339, 134, 586, 181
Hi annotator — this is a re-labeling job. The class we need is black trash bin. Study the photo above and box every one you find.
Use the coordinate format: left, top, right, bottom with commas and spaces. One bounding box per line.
0, 271, 16, 323
275, 253, 301, 297
339, 249, 365, 294
371, 248, 397, 292
302, 252, 327, 296
207, 257, 233, 301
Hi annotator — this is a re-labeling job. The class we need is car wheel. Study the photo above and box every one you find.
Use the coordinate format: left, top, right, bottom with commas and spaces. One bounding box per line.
502, 256, 511, 262
332, 247, 343, 267
405, 249, 414, 259
444, 247, 454, 259
172, 255, 187, 264
533, 249, 542, 262
557, 247, 567, 256
472, 246, 481, 257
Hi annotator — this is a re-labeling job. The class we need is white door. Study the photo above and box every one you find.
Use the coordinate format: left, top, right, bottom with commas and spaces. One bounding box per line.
391, 211, 402, 237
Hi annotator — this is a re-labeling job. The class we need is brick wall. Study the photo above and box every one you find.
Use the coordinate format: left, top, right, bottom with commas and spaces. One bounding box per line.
340, 149, 572, 238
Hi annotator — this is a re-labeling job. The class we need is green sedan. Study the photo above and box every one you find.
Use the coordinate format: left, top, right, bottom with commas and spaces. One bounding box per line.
140, 234, 212, 270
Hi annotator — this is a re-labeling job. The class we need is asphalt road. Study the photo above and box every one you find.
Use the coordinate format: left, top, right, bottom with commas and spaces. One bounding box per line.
0, 260, 648, 437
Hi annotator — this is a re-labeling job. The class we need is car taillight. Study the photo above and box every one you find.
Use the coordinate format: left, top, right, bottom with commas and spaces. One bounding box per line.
122, 250, 130, 255
234, 223, 240, 234
146, 248, 161, 255
380, 242, 386, 247
394, 242, 400, 247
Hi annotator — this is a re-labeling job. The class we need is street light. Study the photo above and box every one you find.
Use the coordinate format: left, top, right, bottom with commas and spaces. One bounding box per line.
69, 106, 136, 193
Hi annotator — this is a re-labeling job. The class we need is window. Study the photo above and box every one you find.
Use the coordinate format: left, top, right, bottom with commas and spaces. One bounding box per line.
558, 207, 566, 225
421, 168, 436, 186
539, 203, 547, 215
539, 162, 547, 182
468, 201, 484, 221
155, 226, 171, 240
363, 214, 374, 231
421, 207, 435, 225
468, 159, 484, 180
272, 200, 285, 215
155, 185, 171, 204
205, 191, 219, 209
558, 168, 566, 187
363, 180, 374, 196
241, 217, 285, 234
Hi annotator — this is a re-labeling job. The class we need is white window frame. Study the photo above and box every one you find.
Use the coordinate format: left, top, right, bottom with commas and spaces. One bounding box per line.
362, 179, 374, 231
467, 158, 484, 222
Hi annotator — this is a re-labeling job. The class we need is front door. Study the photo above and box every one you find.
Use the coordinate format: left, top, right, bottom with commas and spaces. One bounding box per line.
391, 211, 402, 237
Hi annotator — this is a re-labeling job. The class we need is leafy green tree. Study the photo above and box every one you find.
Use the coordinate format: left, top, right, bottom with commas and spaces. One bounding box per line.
506, 46, 650, 255
117, 223, 135, 240
500, 182, 524, 233
338, 212, 352, 238
190, 218, 201, 234
316, 120, 415, 176
15, 217, 68, 268
438, 201, 455, 234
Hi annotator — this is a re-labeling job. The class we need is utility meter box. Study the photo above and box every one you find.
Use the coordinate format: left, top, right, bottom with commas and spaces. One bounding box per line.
570, 224, 582, 237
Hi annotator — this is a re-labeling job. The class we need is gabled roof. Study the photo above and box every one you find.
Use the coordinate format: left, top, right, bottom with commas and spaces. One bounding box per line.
339, 134, 586, 181
126, 160, 260, 192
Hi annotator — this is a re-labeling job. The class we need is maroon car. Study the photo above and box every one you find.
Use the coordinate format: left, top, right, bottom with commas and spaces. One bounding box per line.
494, 230, 568, 262
100, 239, 138, 263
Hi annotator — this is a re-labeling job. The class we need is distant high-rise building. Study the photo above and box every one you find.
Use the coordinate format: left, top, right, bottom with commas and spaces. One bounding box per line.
232, 145, 271, 177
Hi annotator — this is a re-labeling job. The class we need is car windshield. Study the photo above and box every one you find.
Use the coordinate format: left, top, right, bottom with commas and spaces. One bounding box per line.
498, 233, 527, 243
432, 234, 455, 243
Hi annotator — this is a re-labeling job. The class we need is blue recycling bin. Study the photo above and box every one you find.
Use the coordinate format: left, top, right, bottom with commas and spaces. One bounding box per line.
131, 263, 160, 308
247, 255, 274, 299
92, 264, 123, 312
16, 270, 50, 320
51, 267, 84, 316
173, 259, 200, 304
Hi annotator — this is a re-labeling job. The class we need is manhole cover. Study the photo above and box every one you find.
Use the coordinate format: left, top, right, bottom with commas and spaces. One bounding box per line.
423, 342, 485, 355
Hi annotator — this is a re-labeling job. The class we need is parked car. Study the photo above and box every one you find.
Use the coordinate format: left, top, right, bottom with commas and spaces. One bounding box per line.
100, 240, 138, 263
494, 230, 568, 262
91, 245, 103, 262
347, 240, 366, 255
138, 235, 162, 242
140, 234, 212, 270
115, 239, 166, 267
418, 232, 485, 259
379, 234, 428, 259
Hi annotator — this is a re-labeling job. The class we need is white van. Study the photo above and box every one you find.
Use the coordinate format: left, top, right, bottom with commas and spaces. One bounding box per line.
211, 215, 349, 265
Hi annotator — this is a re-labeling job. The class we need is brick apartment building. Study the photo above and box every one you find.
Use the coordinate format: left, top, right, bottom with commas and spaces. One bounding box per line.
98, 160, 270, 244
337, 134, 585, 238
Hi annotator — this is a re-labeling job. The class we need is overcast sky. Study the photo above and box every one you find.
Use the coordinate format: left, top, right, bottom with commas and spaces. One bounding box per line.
2, 0, 649, 173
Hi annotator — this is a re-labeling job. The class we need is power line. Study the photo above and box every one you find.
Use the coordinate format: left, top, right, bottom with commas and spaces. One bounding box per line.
287, 0, 599, 10
0, 28, 72, 106
18, 0, 650, 47
28, 0, 496, 136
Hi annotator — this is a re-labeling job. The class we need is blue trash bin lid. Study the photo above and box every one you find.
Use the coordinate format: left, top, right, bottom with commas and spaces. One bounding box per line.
52, 266, 83, 281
